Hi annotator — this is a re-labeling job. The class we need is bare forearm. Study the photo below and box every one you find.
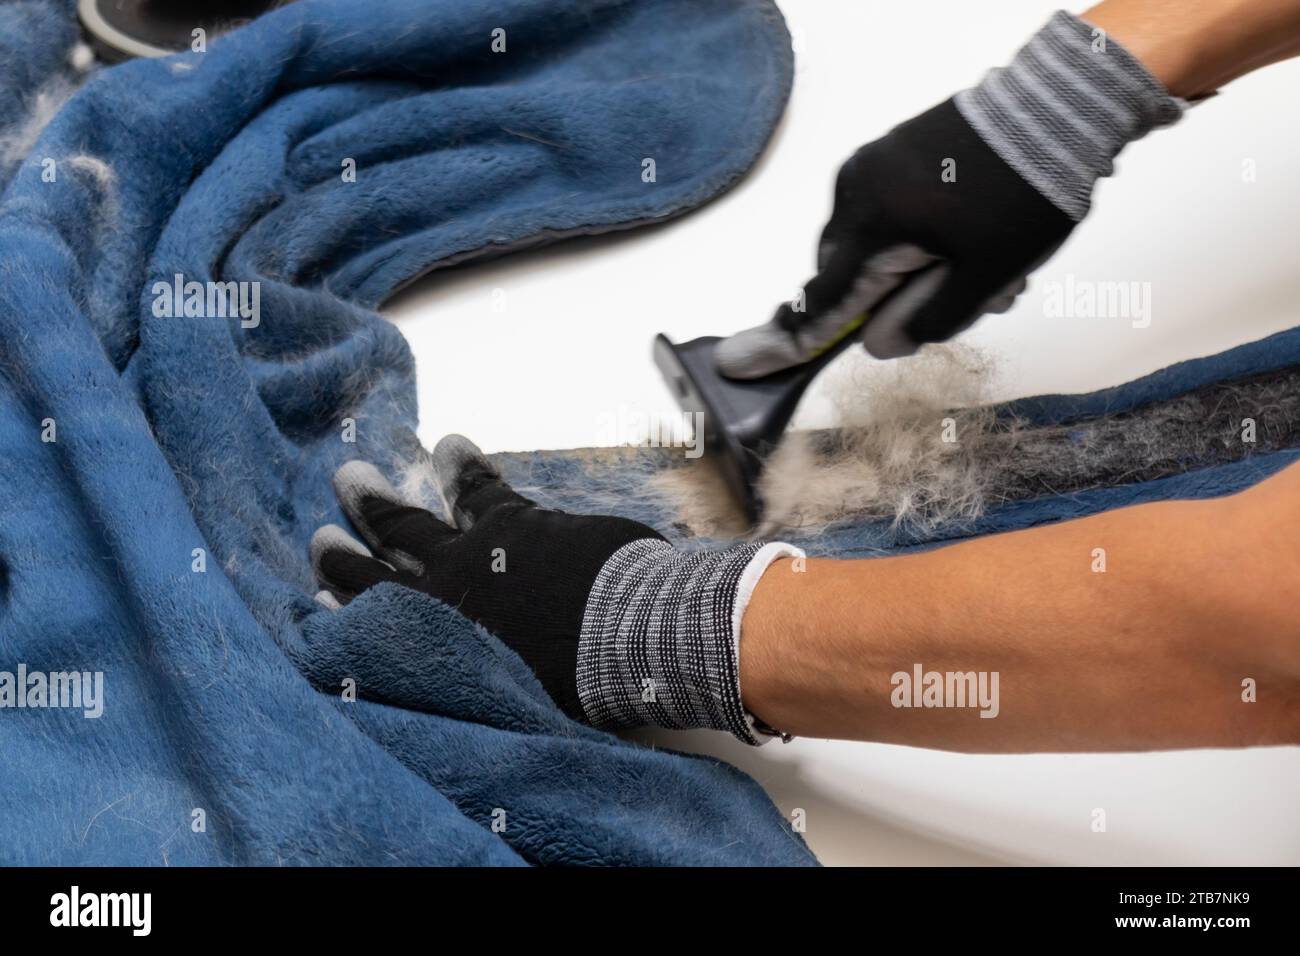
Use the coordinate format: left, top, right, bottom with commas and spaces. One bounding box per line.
1083, 0, 1300, 99
740, 465, 1300, 752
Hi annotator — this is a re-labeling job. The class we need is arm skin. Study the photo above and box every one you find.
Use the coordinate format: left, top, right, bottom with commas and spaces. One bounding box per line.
1081, 0, 1300, 99
740, 461, 1300, 752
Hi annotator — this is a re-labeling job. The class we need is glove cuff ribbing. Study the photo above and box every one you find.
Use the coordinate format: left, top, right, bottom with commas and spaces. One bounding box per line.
955, 10, 1185, 220
576, 539, 803, 745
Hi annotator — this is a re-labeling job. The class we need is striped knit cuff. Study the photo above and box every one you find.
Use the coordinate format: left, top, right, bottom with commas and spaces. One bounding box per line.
954, 10, 1185, 220
576, 539, 803, 746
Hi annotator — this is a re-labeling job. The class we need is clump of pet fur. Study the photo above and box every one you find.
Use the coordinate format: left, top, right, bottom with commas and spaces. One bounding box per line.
755, 344, 1009, 535
644, 344, 1016, 538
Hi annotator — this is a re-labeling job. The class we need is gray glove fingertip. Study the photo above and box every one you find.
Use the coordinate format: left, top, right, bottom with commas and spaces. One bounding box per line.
431, 433, 531, 530
332, 460, 408, 547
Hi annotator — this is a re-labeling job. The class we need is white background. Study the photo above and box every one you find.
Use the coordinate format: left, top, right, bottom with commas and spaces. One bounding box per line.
387, 0, 1300, 864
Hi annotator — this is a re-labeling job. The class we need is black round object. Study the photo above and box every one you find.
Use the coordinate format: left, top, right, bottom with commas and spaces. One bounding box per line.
77, 0, 283, 62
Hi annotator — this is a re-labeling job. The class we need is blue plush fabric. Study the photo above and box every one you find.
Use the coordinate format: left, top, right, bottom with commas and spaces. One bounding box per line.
0, 2, 79, 167
0, 0, 814, 865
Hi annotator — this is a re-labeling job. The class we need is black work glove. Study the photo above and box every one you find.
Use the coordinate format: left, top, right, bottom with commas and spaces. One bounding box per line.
311, 436, 662, 720
715, 10, 1183, 376
311, 436, 801, 743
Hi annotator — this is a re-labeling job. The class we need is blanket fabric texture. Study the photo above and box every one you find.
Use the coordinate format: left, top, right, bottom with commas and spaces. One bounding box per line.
0, 0, 816, 866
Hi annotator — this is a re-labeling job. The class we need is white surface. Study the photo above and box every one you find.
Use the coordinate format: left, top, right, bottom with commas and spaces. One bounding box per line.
386, 0, 1300, 865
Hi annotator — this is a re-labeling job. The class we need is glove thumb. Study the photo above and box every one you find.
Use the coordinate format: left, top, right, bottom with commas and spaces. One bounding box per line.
862, 263, 1012, 359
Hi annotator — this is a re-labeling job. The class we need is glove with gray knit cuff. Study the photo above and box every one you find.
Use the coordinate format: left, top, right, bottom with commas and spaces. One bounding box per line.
310, 435, 799, 745
715, 9, 1186, 374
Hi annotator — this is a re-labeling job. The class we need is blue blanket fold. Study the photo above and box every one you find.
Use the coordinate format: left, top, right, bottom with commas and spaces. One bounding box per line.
0, 0, 814, 866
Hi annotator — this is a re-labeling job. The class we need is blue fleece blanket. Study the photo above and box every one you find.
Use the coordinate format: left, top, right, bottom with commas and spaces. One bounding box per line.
0, 0, 815, 865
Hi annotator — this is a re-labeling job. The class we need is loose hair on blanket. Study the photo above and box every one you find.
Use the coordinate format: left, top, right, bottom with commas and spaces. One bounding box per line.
395, 346, 1012, 541
647, 347, 1300, 539
0, 41, 94, 174
755, 344, 1004, 534
0, 42, 97, 179
0, 77, 78, 171
646, 344, 1010, 537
